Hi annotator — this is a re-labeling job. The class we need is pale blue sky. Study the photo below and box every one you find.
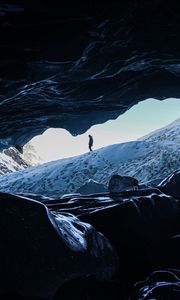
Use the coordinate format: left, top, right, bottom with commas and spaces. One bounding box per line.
31, 98, 180, 161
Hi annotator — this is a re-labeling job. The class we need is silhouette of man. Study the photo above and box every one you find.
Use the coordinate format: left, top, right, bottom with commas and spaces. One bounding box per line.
88, 134, 93, 151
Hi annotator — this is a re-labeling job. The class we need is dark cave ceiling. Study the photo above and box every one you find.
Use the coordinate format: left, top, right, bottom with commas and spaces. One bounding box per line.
0, 0, 180, 150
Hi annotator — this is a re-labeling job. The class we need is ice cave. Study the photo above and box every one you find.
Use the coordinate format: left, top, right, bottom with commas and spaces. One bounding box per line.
0, 1, 180, 299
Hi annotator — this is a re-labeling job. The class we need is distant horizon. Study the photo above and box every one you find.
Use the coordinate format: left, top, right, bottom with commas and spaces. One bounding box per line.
29, 98, 180, 162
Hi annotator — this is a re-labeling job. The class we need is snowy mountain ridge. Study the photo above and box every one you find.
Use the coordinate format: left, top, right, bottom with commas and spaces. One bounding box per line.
0, 119, 179, 197
0, 141, 43, 175
0, 147, 29, 175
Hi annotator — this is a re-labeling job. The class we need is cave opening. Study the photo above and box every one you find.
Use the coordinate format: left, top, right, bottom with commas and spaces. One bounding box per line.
24, 97, 180, 162
0, 97, 179, 198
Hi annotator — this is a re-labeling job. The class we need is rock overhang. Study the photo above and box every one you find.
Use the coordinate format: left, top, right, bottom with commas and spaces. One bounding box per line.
0, 0, 180, 150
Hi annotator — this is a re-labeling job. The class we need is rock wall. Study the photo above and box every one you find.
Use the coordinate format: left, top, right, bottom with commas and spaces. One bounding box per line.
0, 1, 180, 149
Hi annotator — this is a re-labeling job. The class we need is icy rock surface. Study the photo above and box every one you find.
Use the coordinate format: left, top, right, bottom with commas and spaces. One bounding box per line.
0, 192, 118, 299
46, 186, 180, 299
0, 172, 180, 299
1, 1, 180, 149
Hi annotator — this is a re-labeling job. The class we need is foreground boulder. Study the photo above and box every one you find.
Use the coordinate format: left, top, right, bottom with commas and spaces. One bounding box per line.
79, 191, 180, 289
45, 185, 180, 299
108, 174, 139, 193
0, 193, 118, 299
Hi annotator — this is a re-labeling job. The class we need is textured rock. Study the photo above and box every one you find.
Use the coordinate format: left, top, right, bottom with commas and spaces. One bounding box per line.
46, 188, 180, 299
0, 192, 118, 299
1, 1, 180, 149
108, 174, 139, 193
0, 180, 179, 299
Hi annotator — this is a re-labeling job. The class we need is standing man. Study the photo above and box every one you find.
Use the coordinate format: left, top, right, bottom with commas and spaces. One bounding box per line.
88, 134, 93, 151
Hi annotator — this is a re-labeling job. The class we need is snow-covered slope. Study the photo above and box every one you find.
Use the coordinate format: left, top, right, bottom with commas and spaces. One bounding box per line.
0, 147, 29, 175
139, 118, 180, 145
0, 119, 179, 197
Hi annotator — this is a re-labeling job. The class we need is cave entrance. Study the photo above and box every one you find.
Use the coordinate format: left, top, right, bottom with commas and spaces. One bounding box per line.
24, 97, 180, 162
0, 97, 179, 197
